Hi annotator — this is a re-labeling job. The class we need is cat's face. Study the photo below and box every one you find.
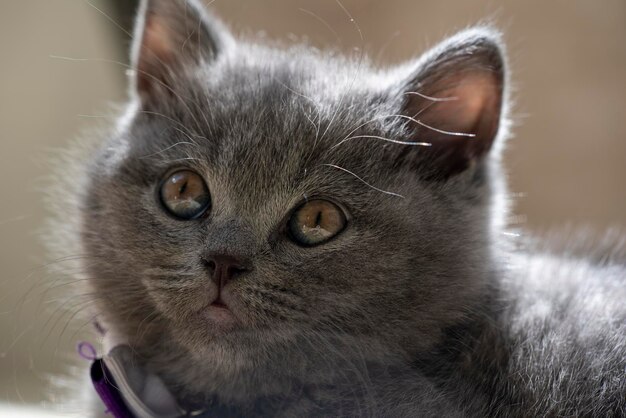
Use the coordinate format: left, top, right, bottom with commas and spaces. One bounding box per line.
81, 0, 505, 397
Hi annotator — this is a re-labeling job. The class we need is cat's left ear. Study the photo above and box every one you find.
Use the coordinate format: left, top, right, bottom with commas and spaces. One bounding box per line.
392, 28, 506, 179
130, 0, 232, 104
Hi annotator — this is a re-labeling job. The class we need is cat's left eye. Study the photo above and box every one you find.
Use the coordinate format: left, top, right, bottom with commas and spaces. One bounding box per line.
159, 170, 211, 220
288, 199, 347, 246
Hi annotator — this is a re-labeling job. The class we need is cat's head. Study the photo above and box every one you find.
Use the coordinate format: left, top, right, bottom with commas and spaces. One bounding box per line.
80, 0, 507, 398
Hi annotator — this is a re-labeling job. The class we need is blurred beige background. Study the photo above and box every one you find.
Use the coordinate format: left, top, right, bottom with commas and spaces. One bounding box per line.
0, 0, 625, 409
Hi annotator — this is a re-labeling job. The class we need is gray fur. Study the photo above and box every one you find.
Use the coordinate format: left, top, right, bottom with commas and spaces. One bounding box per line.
49, 0, 625, 416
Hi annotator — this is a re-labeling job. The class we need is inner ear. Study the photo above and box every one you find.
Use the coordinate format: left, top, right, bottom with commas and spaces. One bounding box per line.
135, 14, 177, 95
398, 29, 505, 179
130, 0, 230, 105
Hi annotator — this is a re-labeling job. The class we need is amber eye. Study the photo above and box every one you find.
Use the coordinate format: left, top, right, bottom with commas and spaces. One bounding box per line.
160, 170, 211, 220
288, 199, 347, 246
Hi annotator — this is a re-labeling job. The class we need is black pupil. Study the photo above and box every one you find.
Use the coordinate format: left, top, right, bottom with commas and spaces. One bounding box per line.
179, 181, 187, 195
315, 211, 322, 226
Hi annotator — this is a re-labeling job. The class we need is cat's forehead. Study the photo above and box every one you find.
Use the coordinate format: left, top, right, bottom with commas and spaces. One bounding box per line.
194, 45, 387, 126
179, 50, 391, 190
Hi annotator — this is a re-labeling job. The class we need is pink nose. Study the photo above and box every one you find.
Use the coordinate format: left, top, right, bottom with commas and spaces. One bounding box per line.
203, 254, 249, 290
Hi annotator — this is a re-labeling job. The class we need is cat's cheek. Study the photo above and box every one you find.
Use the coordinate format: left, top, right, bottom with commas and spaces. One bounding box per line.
142, 279, 212, 322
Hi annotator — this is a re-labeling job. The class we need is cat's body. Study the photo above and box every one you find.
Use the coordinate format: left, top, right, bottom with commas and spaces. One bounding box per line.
50, 0, 625, 416
422, 247, 626, 417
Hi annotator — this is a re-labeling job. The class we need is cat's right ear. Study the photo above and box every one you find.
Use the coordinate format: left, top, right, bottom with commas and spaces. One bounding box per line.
130, 0, 232, 106
388, 28, 506, 180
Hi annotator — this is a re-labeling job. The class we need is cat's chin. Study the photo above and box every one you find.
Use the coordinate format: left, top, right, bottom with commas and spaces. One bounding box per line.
169, 309, 294, 355
155, 324, 304, 401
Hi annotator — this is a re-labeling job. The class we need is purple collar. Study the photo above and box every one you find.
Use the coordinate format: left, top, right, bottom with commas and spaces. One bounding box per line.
80, 317, 196, 418
83, 344, 190, 418
90, 356, 134, 418
80, 320, 263, 417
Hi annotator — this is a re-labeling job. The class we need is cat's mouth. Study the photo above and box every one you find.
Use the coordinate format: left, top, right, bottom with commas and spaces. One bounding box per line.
212, 298, 228, 308
199, 294, 240, 331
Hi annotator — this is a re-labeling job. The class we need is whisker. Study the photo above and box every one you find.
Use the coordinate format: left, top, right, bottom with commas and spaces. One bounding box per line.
337, 113, 419, 145
374, 30, 400, 63
77, 114, 112, 119
274, 78, 321, 111
299, 8, 342, 44
181, 8, 202, 53
161, 157, 202, 164
135, 311, 161, 343
53, 300, 101, 358
332, 134, 431, 149
170, 126, 203, 144
40, 296, 99, 349
0, 214, 31, 227
415, 119, 475, 138
139, 141, 198, 159
319, 0, 366, 142
48, 55, 90, 62
139, 110, 202, 141
4, 255, 98, 313
57, 314, 105, 360
404, 91, 459, 102
334, 111, 474, 151
3, 326, 32, 354
49, 55, 208, 140
84, 0, 133, 39
43, 277, 95, 293
335, 0, 363, 42
321, 163, 404, 199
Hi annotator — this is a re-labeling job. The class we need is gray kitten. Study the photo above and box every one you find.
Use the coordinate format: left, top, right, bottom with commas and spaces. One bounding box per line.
51, 0, 625, 416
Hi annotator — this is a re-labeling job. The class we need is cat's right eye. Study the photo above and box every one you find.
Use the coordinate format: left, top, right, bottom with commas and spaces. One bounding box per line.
159, 170, 211, 220
288, 199, 347, 247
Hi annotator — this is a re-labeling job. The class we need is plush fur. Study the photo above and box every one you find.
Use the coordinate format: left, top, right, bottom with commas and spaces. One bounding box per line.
48, 0, 625, 416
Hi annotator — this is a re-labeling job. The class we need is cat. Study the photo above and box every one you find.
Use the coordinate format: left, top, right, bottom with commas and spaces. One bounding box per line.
48, 0, 625, 416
